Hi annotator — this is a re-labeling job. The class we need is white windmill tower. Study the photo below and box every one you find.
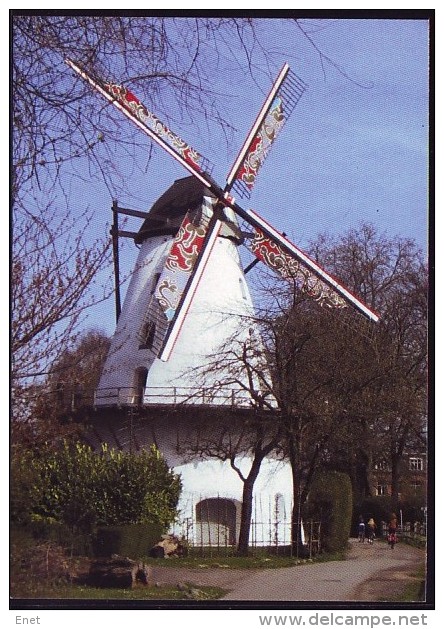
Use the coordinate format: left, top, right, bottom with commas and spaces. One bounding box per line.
95, 175, 263, 409
67, 59, 379, 547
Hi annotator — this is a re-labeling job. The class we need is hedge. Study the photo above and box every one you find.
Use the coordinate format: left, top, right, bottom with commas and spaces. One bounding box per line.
305, 470, 353, 553
92, 523, 164, 558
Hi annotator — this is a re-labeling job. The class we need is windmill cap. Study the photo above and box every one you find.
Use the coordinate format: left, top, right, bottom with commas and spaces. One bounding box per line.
135, 176, 214, 243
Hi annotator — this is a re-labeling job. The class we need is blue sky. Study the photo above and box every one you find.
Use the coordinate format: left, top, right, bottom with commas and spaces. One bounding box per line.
239, 19, 429, 251
80, 17, 429, 336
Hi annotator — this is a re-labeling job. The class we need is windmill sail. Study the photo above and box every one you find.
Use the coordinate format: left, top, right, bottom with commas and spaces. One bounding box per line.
136, 203, 215, 358
236, 209, 379, 321
225, 64, 307, 199
158, 216, 222, 362
246, 227, 348, 309
65, 59, 214, 185
155, 208, 213, 322
151, 198, 222, 361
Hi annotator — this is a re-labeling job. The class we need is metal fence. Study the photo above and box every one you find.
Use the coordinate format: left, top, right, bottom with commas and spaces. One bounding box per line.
93, 385, 277, 408
170, 494, 321, 557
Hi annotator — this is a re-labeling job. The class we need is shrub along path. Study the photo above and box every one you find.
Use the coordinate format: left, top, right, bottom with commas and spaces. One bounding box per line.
151, 539, 425, 602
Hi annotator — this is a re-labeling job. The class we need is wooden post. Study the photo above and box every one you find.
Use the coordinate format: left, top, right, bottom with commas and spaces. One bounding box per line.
111, 200, 122, 323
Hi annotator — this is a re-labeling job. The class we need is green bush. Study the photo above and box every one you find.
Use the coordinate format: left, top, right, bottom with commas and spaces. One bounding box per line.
10, 447, 41, 526
11, 441, 181, 538
92, 523, 164, 557
305, 470, 353, 553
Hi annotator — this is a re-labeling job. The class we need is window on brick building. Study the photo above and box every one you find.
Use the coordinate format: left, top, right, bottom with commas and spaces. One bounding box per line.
374, 460, 389, 470
409, 457, 423, 471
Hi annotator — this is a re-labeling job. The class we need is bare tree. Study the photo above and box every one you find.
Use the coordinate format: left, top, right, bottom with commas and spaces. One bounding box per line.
178, 329, 281, 555
45, 328, 111, 409
184, 411, 283, 557
12, 329, 111, 448
12, 15, 271, 203
11, 202, 111, 388
183, 223, 427, 552
308, 223, 428, 509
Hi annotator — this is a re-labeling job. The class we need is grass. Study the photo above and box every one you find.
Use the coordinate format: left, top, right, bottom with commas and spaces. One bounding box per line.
10, 578, 226, 601
143, 552, 307, 570
140, 546, 347, 569
9, 540, 227, 600
377, 566, 426, 603
8, 534, 351, 602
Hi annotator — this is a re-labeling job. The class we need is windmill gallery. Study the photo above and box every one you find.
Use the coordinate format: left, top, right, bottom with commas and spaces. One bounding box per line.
66, 59, 379, 550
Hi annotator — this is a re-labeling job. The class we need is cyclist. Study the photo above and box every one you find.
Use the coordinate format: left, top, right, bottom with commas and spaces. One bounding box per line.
388, 513, 398, 549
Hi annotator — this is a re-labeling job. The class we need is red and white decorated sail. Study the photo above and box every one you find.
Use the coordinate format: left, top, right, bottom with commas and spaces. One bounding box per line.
66, 59, 214, 185
154, 211, 222, 362
225, 64, 307, 199
238, 209, 379, 321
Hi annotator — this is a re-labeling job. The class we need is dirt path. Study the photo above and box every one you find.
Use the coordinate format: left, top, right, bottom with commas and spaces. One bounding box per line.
151, 540, 426, 602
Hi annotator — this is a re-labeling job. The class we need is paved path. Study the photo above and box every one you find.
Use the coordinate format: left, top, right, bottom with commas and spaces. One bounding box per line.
151, 540, 425, 602
221, 540, 425, 602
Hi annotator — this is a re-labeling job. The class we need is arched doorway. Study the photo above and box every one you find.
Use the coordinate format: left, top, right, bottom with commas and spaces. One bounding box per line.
196, 498, 239, 547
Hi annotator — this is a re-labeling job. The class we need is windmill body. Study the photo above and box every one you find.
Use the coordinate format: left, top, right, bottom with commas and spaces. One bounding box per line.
96, 176, 267, 408
94, 234, 170, 407
90, 410, 295, 547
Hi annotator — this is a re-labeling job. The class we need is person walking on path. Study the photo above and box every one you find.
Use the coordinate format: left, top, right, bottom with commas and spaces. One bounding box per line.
367, 518, 376, 544
358, 516, 366, 542
388, 513, 398, 549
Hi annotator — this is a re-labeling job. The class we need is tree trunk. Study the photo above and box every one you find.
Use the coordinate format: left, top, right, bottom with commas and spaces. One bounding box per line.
390, 423, 410, 510
391, 455, 401, 510
236, 456, 263, 556
288, 425, 322, 555
288, 432, 305, 554
356, 448, 372, 499
291, 481, 303, 553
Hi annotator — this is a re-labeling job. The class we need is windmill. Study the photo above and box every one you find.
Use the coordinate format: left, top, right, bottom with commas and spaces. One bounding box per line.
67, 59, 379, 546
